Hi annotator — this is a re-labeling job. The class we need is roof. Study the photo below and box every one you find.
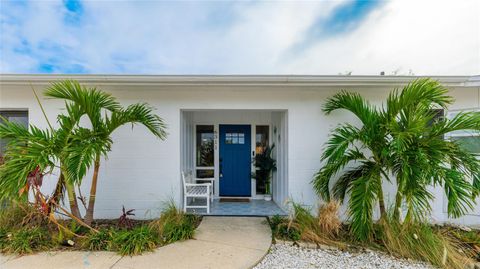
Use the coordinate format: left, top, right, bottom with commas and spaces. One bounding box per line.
1, 74, 479, 87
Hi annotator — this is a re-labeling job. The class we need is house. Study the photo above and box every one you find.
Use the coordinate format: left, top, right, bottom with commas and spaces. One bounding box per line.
1, 74, 480, 225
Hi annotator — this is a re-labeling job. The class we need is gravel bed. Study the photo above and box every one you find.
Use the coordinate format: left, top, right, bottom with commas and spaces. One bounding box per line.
254, 243, 433, 269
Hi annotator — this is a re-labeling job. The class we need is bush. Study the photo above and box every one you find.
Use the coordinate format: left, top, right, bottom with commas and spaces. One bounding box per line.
3, 227, 51, 254
112, 226, 159, 256
378, 218, 473, 269
149, 202, 199, 244
84, 228, 114, 251
269, 215, 301, 241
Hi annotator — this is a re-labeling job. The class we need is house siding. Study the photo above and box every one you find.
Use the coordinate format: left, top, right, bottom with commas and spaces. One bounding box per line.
1, 76, 480, 225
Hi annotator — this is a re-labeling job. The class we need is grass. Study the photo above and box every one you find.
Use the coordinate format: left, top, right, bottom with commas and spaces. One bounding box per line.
378, 218, 473, 269
149, 201, 199, 244
0, 200, 201, 256
112, 226, 159, 256
84, 228, 114, 251
2, 227, 51, 255
271, 200, 475, 269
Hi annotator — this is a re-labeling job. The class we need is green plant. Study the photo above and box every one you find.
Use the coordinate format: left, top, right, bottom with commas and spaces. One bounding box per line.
0, 202, 28, 230
0, 227, 8, 250
252, 144, 277, 195
150, 202, 198, 244
84, 228, 114, 251
0, 80, 167, 227
3, 227, 51, 254
112, 226, 159, 256
45, 80, 168, 225
313, 78, 480, 241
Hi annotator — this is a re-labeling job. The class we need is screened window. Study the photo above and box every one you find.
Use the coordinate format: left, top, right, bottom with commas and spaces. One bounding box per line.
0, 110, 29, 161
196, 125, 214, 178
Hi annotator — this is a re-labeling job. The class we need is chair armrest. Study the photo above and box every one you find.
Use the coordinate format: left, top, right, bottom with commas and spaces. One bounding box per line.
195, 178, 215, 183
185, 183, 212, 187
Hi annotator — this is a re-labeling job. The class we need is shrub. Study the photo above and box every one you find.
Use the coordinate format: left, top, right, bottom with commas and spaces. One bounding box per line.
84, 229, 114, 251
288, 202, 334, 245
3, 227, 51, 254
112, 226, 159, 256
149, 202, 199, 244
269, 215, 301, 241
378, 219, 473, 269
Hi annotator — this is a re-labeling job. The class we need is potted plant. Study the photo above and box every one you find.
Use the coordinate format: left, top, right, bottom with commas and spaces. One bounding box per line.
252, 144, 277, 201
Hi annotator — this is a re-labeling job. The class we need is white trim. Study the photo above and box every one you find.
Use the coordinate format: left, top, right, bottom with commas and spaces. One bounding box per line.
0, 74, 476, 87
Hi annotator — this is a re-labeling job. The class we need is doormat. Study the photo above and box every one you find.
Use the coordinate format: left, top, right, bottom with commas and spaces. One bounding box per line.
219, 198, 250, 203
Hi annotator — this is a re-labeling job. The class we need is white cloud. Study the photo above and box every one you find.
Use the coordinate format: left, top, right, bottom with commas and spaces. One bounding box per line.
0, 0, 478, 75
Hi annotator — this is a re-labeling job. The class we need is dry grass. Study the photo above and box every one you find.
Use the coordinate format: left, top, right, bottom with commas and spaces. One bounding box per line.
284, 201, 345, 248
379, 218, 474, 269
317, 200, 341, 238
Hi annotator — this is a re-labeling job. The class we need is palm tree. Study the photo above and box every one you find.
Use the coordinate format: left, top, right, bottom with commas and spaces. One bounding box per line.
313, 78, 480, 241
45, 80, 167, 225
0, 80, 167, 226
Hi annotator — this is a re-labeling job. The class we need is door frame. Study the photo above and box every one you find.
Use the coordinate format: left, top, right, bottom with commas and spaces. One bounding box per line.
193, 123, 271, 199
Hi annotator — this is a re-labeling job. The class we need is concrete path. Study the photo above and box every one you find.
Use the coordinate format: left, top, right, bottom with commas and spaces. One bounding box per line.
1, 217, 272, 269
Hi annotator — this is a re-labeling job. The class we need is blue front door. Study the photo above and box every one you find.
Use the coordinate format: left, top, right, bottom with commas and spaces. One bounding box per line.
219, 124, 251, 196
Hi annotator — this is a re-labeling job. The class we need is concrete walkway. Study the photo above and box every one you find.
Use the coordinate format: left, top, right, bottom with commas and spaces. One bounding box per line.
1, 217, 272, 269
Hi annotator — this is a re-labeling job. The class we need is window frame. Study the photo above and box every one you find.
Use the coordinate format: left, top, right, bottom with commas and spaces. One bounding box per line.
194, 124, 215, 178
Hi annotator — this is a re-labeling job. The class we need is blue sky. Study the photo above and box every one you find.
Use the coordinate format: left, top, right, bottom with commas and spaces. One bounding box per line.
0, 0, 479, 75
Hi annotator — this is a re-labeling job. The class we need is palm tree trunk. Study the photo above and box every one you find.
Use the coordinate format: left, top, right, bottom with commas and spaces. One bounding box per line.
392, 183, 404, 222
377, 177, 387, 220
84, 155, 100, 226
65, 181, 81, 220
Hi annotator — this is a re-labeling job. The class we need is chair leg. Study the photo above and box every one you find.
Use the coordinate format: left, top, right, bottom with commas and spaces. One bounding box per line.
184, 195, 187, 213
207, 196, 210, 214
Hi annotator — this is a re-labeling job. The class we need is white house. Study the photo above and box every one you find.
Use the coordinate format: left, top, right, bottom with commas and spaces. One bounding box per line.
1, 74, 480, 225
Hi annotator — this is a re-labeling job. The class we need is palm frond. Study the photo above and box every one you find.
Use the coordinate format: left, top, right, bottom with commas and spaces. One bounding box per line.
347, 161, 381, 241
106, 103, 167, 139
313, 148, 367, 201
323, 91, 379, 126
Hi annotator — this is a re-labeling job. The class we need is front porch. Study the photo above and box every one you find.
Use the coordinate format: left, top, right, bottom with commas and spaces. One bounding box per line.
186, 198, 287, 216
180, 109, 289, 216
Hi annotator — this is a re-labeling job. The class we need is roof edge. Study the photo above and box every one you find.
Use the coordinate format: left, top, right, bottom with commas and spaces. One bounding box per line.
0, 74, 477, 87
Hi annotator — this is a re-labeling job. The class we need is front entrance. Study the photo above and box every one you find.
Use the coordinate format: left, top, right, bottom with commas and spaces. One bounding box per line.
219, 124, 251, 196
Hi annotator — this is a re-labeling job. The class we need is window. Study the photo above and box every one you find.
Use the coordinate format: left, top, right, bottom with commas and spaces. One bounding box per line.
255, 126, 269, 154
225, 132, 245, 144
195, 125, 214, 178
0, 110, 28, 162
446, 109, 480, 154
255, 125, 269, 194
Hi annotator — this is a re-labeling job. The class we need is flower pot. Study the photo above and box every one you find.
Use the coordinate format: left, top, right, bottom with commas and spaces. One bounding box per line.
264, 195, 272, 201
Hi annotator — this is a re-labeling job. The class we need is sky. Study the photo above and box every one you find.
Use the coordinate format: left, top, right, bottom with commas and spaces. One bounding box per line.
0, 0, 479, 75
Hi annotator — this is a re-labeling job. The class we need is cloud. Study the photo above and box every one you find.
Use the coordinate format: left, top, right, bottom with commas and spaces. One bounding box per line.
0, 0, 478, 75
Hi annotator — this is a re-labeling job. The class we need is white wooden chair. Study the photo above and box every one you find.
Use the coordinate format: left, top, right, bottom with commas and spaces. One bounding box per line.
182, 171, 212, 214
